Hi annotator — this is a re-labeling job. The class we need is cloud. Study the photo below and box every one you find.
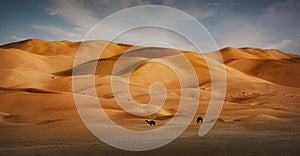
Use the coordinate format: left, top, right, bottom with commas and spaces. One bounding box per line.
207, 3, 220, 6
10, 35, 26, 41
45, 0, 152, 29
46, 0, 99, 29
114, 26, 202, 52
261, 0, 300, 54
162, 0, 217, 20
264, 0, 300, 19
38, 0, 218, 52
34, 0, 300, 54
35, 0, 154, 42
204, 0, 300, 54
265, 39, 300, 53
32, 25, 84, 40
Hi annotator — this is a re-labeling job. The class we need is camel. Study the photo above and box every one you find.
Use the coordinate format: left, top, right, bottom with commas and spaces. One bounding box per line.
145, 120, 155, 126
197, 116, 203, 123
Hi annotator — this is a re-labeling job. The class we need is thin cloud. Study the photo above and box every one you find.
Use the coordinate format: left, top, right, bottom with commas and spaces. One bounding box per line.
42, 0, 217, 51
35, 0, 300, 54
203, 0, 300, 54
45, 0, 151, 29
46, 0, 99, 29
265, 39, 300, 54
10, 35, 26, 41
162, 0, 217, 20
32, 25, 84, 40
207, 3, 220, 6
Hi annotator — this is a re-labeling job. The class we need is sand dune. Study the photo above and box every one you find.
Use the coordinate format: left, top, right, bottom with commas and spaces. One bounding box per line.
0, 39, 80, 55
0, 39, 299, 122
225, 57, 300, 87
0, 39, 299, 155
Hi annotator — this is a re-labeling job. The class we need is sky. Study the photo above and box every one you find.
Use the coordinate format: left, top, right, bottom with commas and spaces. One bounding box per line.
0, 0, 299, 54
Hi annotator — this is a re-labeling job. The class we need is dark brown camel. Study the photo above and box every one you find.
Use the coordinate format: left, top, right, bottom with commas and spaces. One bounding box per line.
145, 120, 155, 126
197, 116, 203, 123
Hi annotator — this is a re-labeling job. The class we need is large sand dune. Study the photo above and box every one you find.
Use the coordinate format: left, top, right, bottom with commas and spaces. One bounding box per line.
0, 39, 299, 155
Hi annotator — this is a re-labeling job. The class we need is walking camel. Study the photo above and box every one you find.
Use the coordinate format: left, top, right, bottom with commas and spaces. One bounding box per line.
145, 120, 156, 126
197, 116, 203, 123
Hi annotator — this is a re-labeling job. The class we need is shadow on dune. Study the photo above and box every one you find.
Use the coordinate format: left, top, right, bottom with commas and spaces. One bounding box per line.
0, 87, 58, 94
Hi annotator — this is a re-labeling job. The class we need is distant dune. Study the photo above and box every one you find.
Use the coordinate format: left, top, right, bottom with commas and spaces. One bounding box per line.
0, 39, 299, 155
